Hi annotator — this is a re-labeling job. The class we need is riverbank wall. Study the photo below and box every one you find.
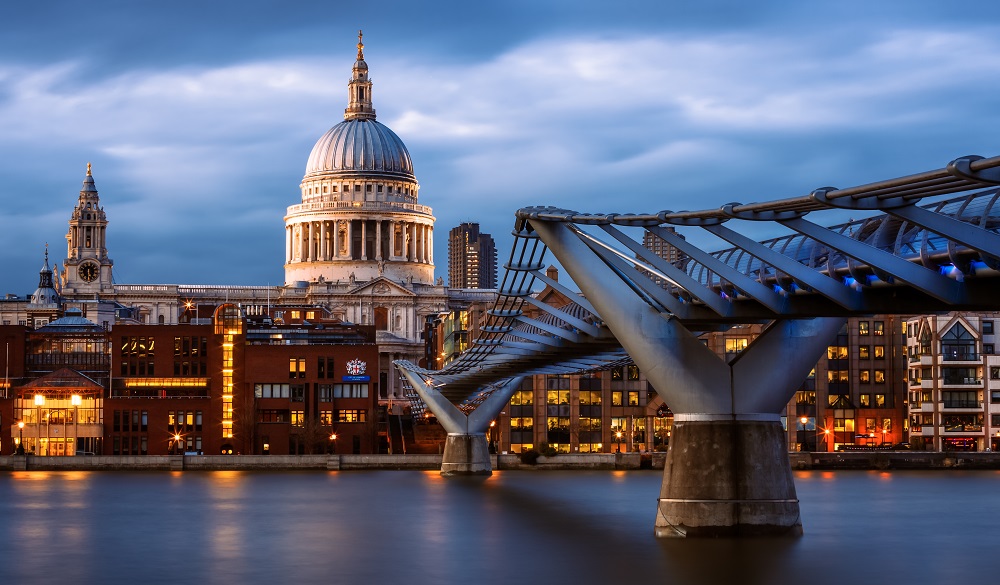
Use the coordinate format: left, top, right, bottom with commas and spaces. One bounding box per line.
2, 451, 999, 472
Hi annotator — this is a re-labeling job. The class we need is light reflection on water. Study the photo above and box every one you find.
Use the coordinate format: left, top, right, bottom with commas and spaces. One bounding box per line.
0, 469, 995, 585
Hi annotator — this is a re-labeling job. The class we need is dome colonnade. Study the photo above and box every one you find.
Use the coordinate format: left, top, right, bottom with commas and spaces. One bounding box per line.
284, 31, 435, 285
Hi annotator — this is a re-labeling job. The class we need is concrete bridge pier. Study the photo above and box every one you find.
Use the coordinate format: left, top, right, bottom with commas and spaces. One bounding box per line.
397, 369, 522, 476
529, 218, 845, 536
656, 416, 800, 537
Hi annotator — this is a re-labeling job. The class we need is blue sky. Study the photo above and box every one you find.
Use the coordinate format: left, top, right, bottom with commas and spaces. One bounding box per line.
2, 0, 1000, 291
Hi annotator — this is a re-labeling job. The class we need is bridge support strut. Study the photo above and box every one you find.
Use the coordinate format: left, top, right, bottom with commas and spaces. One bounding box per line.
529, 218, 845, 537
398, 369, 522, 476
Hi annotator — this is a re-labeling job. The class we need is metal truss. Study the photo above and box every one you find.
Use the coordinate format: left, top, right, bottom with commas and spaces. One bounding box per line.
397, 154, 1000, 412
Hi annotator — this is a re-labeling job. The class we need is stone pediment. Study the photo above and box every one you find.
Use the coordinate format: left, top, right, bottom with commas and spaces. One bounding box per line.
348, 277, 416, 297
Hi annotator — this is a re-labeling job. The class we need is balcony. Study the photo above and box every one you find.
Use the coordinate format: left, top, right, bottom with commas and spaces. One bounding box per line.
942, 400, 983, 409
942, 424, 984, 433
941, 375, 982, 387
942, 352, 980, 363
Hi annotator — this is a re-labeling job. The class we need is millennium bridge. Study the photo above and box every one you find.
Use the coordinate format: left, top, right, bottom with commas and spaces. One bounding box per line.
395, 154, 1000, 537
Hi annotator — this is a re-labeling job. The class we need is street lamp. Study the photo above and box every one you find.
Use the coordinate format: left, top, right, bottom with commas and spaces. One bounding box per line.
16, 421, 24, 455
172, 433, 182, 455
800, 416, 809, 452
329, 433, 338, 454
615, 430, 623, 453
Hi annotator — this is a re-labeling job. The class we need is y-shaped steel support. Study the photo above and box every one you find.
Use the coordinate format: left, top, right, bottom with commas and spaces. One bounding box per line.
530, 219, 844, 536
398, 369, 523, 475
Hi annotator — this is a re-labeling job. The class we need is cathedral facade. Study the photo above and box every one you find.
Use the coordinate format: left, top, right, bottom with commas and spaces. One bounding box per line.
0, 34, 490, 403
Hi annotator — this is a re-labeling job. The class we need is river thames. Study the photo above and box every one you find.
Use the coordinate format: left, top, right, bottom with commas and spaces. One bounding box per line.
0, 469, 993, 584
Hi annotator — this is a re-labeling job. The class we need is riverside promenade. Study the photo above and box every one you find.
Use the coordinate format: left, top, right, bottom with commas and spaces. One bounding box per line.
4, 451, 1000, 472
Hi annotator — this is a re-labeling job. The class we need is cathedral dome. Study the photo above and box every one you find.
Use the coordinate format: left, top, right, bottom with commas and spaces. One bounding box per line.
304, 119, 414, 180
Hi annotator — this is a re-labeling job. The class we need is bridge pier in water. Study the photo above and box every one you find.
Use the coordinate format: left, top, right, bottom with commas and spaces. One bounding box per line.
398, 370, 522, 476
530, 219, 845, 537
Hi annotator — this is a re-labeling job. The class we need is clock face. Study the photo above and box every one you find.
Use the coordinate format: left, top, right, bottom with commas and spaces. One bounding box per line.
78, 262, 99, 283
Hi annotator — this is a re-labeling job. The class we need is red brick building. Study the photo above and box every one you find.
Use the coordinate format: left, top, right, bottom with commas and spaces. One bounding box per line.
2, 305, 379, 456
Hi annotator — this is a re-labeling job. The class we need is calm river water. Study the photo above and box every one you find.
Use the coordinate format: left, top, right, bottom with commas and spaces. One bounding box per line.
0, 469, 994, 585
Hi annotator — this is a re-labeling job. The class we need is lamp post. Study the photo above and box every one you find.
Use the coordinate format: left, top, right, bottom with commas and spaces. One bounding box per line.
16, 421, 24, 455
824, 428, 831, 452
329, 433, 338, 454
172, 433, 182, 455
800, 416, 809, 452
615, 430, 623, 453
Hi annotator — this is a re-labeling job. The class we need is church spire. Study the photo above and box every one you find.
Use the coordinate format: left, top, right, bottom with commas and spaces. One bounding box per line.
344, 30, 376, 121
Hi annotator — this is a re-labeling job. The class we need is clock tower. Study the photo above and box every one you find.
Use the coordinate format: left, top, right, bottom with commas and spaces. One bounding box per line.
62, 163, 114, 296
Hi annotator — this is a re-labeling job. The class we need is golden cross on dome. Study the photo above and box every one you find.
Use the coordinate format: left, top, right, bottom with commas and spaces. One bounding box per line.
87, 162, 92, 176
357, 30, 364, 60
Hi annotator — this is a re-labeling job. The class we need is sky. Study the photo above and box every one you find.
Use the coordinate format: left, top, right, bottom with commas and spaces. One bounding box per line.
2, 0, 1000, 293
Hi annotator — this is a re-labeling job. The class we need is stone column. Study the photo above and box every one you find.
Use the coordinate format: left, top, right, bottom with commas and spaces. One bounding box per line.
361, 220, 368, 261
389, 220, 397, 260
346, 220, 353, 260
320, 220, 327, 261
285, 224, 292, 263
375, 220, 383, 261
427, 226, 433, 264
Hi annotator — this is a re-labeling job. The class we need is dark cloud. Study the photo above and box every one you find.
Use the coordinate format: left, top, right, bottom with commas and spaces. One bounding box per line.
2, 1, 1000, 293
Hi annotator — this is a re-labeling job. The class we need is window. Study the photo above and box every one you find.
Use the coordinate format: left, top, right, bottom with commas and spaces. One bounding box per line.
546, 376, 570, 390
258, 410, 288, 423
827, 346, 848, 360
859, 346, 870, 359
337, 409, 367, 423
874, 345, 885, 359
942, 323, 977, 361
725, 338, 748, 355
944, 390, 979, 408
860, 394, 871, 407
827, 370, 849, 383
291, 411, 304, 426
860, 370, 871, 383
510, 390, 533, 406
795, 391, 816, 405
333, 384, 368, 398
859, 321, 870, 335
992, 367, 1000, 380
992, 414, 1000, 426
611, 391, 623, 406
991, 390, 1000, 404
627, 365, 640, 380
318, 384, 333, 402
255, 383, 290, 398
291, 384, 306, 402
317, 358, 334, 379
627, 391, 640, 406
289, 358, 306, 379
547, 390, 570, 405
873, 321, 884, 336
874, 370, 886, 383
985, 344, 995, 355
984, 321, 995, 335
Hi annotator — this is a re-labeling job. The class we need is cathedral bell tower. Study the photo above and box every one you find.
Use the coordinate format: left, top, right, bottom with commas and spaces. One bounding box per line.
61, 163, 114, 296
